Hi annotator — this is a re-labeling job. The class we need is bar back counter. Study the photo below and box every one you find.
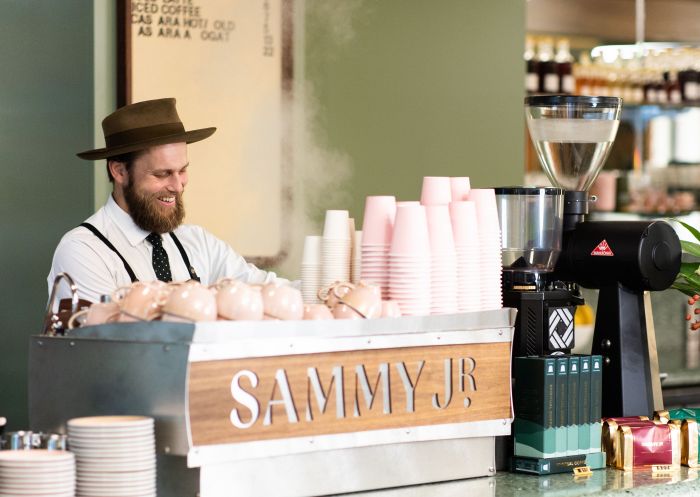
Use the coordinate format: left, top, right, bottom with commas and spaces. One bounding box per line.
28, 309, 514, 497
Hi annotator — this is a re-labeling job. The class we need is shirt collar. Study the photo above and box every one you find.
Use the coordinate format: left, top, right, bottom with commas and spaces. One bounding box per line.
105, 194, 151, 247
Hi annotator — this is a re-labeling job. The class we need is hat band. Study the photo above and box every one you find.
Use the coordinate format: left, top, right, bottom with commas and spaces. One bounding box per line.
105, 122, 186, 149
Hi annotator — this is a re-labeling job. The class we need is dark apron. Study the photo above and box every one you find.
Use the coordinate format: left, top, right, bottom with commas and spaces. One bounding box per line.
80, 222, 201, 283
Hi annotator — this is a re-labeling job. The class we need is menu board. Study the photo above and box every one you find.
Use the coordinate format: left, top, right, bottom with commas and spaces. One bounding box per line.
128, 0, 291, 262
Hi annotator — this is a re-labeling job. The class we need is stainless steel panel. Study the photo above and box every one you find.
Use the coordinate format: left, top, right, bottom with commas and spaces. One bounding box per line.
29, 323, 194, 455
199, 437, 496, 497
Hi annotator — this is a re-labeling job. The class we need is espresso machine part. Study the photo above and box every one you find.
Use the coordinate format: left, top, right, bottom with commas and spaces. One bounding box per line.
496, 187, 580, 356
523, 94, 682, 418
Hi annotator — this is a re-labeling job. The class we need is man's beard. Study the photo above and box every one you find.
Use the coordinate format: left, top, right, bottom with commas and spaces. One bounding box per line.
124, 181, 185, 234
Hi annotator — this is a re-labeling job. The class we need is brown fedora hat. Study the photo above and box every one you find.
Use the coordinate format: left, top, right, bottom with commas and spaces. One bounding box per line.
77, 98, 216, 160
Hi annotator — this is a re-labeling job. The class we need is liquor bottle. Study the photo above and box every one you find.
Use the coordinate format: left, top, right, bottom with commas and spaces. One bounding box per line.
575, 53, 592, 95
555, 38, 575, 94
537, 38, 558, 93
525, 36, 539, 94
668, 70, 682, 104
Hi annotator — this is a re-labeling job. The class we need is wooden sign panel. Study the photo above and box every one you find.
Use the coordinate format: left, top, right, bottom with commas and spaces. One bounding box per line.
188, 342, 511, 446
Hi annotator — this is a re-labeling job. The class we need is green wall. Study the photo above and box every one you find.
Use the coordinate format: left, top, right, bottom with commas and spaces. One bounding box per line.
304, 0, 525, 223
0, 2, 95, 429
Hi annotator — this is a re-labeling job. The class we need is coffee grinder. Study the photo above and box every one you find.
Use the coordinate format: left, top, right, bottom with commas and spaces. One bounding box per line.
498, 95, 682, 418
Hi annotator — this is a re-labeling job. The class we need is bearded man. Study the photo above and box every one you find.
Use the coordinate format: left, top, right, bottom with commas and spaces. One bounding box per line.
48, 98, 283, 302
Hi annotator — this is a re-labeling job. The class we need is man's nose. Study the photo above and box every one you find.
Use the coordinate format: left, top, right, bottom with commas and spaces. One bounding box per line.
167, 173, 186, 193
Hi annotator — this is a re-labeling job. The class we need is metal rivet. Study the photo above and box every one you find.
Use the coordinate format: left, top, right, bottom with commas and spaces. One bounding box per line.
163, 345, 171, 352
69, 341, 75, 347
37, 341, 43, 347
164, 446, 171, 454
604, 357, 611, 366
489, 466, 495, 473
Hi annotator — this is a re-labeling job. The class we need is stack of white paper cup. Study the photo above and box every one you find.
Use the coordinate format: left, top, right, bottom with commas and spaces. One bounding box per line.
351, 231, 363, 284
425, 205, 458, 314
450, 201, 481, 312
420, 176, 452, 205
468, 189, 503, 310
0, 450, 75, 497
67, 415, 155, 497
360, 196, 396, 299
389, 203, 431, 316
321, 210, 351, 287
301, 235, 322, 303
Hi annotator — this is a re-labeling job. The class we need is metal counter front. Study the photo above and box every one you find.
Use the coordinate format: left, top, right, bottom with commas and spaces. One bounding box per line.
29, 309, 515, 497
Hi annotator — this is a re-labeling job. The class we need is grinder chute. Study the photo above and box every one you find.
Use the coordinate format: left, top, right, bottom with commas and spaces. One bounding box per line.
500, 95, 681, 418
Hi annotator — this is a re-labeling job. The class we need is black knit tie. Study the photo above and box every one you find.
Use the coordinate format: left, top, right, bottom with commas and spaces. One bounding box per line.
146, 233, 172, 282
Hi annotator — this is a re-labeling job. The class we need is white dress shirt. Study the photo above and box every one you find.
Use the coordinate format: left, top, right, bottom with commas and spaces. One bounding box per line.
48, 195, 281, 303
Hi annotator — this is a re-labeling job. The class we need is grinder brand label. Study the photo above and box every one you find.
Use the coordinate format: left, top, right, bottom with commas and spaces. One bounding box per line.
591, 239, 614, 256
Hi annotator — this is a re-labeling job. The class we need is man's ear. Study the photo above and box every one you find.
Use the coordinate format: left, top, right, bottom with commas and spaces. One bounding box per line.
108, 160, 128, 186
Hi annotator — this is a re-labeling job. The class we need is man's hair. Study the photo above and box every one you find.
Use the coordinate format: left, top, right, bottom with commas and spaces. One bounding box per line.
105, 150, 142, 182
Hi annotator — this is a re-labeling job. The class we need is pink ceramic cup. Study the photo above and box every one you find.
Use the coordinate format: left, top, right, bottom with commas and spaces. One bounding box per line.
390, 204, 430, 256
261, 282, 304, 320
450, 177, 471, 201
303, 304, 334, 320
449, 200, 479, 246
338, 281, 382, 318
381, 300, 403, 318
332, 303, 364, 320
420, 177, 452, 205
318, 282, 354, 308
113, 281, 169, 322
361, 196, 396, 246
214, 279, 263, 321
162, 281, 217, 322
68, 301, 121, 329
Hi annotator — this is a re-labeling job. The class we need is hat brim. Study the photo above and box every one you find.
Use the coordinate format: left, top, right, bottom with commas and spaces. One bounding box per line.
76, 127, 217, 160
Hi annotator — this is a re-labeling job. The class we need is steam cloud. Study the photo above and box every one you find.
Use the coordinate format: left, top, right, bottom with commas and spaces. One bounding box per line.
276, 0, 368, 279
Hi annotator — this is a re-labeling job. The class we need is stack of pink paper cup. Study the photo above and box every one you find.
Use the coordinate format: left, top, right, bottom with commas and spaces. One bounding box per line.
450, 200, 481, 312
420, 176, 452, 205
450, 177, 471, 201
301, 235, 322, 303
468, 189, 503, 310
389, 203, 431, 316
321, 210, 352, 287
360, 196, 396, 299
424, 205, 458, 314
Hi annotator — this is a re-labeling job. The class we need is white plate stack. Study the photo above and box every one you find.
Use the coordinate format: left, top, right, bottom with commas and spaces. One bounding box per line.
0, 450, 75, 497
425, 205, 458, 315
320, 210, 351, 287
67, 416, 156, 497
468, 189, 503, 310
301, 235, 322, 303
450, 201, 482, 312
389, 203, 431, 316
360, 196, 396, 299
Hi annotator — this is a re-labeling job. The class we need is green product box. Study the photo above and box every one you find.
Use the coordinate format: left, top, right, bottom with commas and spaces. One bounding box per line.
667, 409, 700, 464
512, 451, 606, 475
578, 355, 592, 453
567, 356, 580, 455
513, 356, 557, 459
668, 408, 700, 420
590, 355, 603, 452
555, 356, 569, 457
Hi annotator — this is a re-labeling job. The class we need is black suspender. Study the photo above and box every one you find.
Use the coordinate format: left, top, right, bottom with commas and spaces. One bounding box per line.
80, 223, 138, 282
169, 232, 200, 282
80, 223, 200, 283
